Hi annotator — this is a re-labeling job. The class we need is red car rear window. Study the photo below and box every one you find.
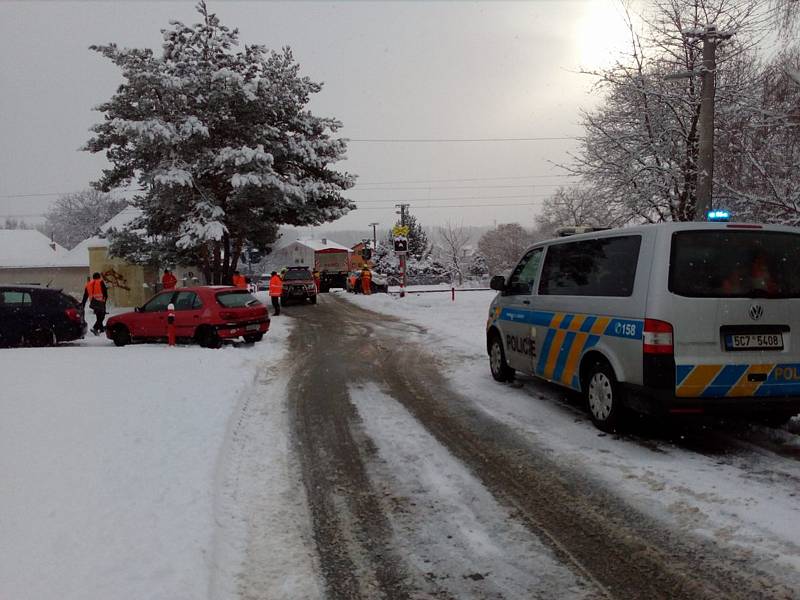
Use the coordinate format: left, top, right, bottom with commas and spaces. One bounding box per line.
216, 291, 261, 308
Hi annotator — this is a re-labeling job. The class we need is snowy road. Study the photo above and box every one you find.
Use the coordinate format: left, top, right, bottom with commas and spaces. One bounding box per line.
283, 295, 798, 599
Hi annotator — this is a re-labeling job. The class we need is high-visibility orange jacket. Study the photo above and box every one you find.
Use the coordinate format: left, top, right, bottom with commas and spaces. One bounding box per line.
232, 274, 247, 289
361, 270, 372, 294
269, 275, 283, 297
85, 279, 106, 302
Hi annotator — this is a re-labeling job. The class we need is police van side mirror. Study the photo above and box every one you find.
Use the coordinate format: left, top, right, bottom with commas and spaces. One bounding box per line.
490, 275, 506, 291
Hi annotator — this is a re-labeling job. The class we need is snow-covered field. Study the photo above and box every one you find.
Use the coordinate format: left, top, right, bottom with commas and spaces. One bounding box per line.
340, 288, 800, 588
0, 313, 316, 600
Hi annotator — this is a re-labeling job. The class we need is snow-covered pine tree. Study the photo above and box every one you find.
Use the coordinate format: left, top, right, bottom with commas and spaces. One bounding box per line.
84, 1, 355, 283
467, 252, 489, 278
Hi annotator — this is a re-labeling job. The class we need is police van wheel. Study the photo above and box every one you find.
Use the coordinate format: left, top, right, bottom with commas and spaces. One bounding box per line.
585, 361, 624, 432
489, 334, 515, 382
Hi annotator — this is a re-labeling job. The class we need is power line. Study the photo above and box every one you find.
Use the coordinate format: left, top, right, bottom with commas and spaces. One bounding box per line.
348, 136, 578, 143
353, 193, 552, 204
357, 174, 575, 185
0, 189, 142, 199
354, 202, 541, 210
352, 183, 567, 192
0, 174, 580, 200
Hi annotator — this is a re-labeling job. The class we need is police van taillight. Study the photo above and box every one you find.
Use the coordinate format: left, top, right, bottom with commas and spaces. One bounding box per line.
643, 319, 674, 354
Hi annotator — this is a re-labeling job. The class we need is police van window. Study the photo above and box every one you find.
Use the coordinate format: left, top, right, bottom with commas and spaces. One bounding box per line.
142, 292, 174, 312
670, 230, 800, 298
538, 235, 641, 297
506, 248, 543, 295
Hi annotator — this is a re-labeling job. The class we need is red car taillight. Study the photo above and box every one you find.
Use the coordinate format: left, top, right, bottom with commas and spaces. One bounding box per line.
65, 307, 81, 322
219, 311, 237, 320
643, 319, 673, 354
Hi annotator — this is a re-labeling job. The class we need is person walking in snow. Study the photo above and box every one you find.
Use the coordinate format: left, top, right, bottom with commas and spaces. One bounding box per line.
81, 272, 108, 335
268, 271, 283, 315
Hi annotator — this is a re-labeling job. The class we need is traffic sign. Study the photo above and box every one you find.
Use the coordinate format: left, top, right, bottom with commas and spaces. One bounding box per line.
393, 236, 408, 254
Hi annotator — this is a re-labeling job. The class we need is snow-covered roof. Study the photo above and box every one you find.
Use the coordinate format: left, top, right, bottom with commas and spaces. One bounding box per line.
0, 230, 87, 268
290, 238, 350, 252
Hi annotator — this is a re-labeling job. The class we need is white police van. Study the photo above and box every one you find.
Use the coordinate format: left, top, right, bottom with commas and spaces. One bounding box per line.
486, 222, 800, 431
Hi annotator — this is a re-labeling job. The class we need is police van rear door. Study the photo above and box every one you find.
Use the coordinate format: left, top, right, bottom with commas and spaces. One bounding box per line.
663, 225, 800, 399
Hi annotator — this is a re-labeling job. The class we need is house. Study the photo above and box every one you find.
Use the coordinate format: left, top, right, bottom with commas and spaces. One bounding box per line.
350, 241, 375, 270
0, 230, 89, 299
267, 238, 351, 271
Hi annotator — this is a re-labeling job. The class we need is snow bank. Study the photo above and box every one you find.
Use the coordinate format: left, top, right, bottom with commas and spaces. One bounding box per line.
0, 319, 296, 600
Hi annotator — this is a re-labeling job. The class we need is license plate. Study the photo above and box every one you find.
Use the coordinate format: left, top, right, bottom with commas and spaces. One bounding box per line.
725, 333, 783, 351
246, 323, 260, 331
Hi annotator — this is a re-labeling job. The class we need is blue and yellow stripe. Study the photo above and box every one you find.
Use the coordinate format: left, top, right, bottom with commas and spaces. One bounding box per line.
498, 308, 642, 391
676, 363, 800, 398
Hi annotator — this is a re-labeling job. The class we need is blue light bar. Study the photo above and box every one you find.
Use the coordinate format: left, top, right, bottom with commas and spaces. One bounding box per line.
706, 209, 731, 221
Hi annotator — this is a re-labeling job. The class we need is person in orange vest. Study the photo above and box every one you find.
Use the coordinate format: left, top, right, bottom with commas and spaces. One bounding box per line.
312, 269, 321, 293
361, 265, 372, 295
232, 270, 247, 289
162, 268, 178, 290
268, 271, 283, 315
81, 272, 109, 335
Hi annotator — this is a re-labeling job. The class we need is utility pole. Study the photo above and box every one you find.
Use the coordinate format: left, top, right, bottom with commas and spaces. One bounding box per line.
395, 204, 410, 294
688, 25, 732, 221
368, 221, 379, 250
395, 203, 409, 227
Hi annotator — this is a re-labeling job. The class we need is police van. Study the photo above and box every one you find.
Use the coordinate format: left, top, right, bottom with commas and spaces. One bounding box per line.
486, 222, 800, 431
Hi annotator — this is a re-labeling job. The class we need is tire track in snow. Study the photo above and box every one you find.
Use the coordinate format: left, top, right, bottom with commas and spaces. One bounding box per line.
287, 314, 415, 599
348, 381, 597, 599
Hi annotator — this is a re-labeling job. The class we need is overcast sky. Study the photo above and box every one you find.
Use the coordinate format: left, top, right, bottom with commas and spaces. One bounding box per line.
0, 0, 632, 233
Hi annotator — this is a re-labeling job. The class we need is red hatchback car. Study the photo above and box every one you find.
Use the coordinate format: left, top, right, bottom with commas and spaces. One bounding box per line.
106, 286, 270, 348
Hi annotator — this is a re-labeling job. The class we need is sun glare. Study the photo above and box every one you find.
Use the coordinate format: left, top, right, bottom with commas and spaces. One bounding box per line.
574, 0, 634, 70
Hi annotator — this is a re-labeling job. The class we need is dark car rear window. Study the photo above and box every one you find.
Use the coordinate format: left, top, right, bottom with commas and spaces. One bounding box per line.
1, 290, 33, 306
216, 291, 261, 307
284, 269, 312, 281
669, 230, 800, 298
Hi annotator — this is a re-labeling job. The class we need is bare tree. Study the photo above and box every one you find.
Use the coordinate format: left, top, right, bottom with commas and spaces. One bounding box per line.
41, 190, 128, 249
538, 185, 629, 235
568, 0, 762, 222
477, 223, 536, 275
437, 221, 470, 285
2, 218, 32, 230
716, 47, 800, 224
